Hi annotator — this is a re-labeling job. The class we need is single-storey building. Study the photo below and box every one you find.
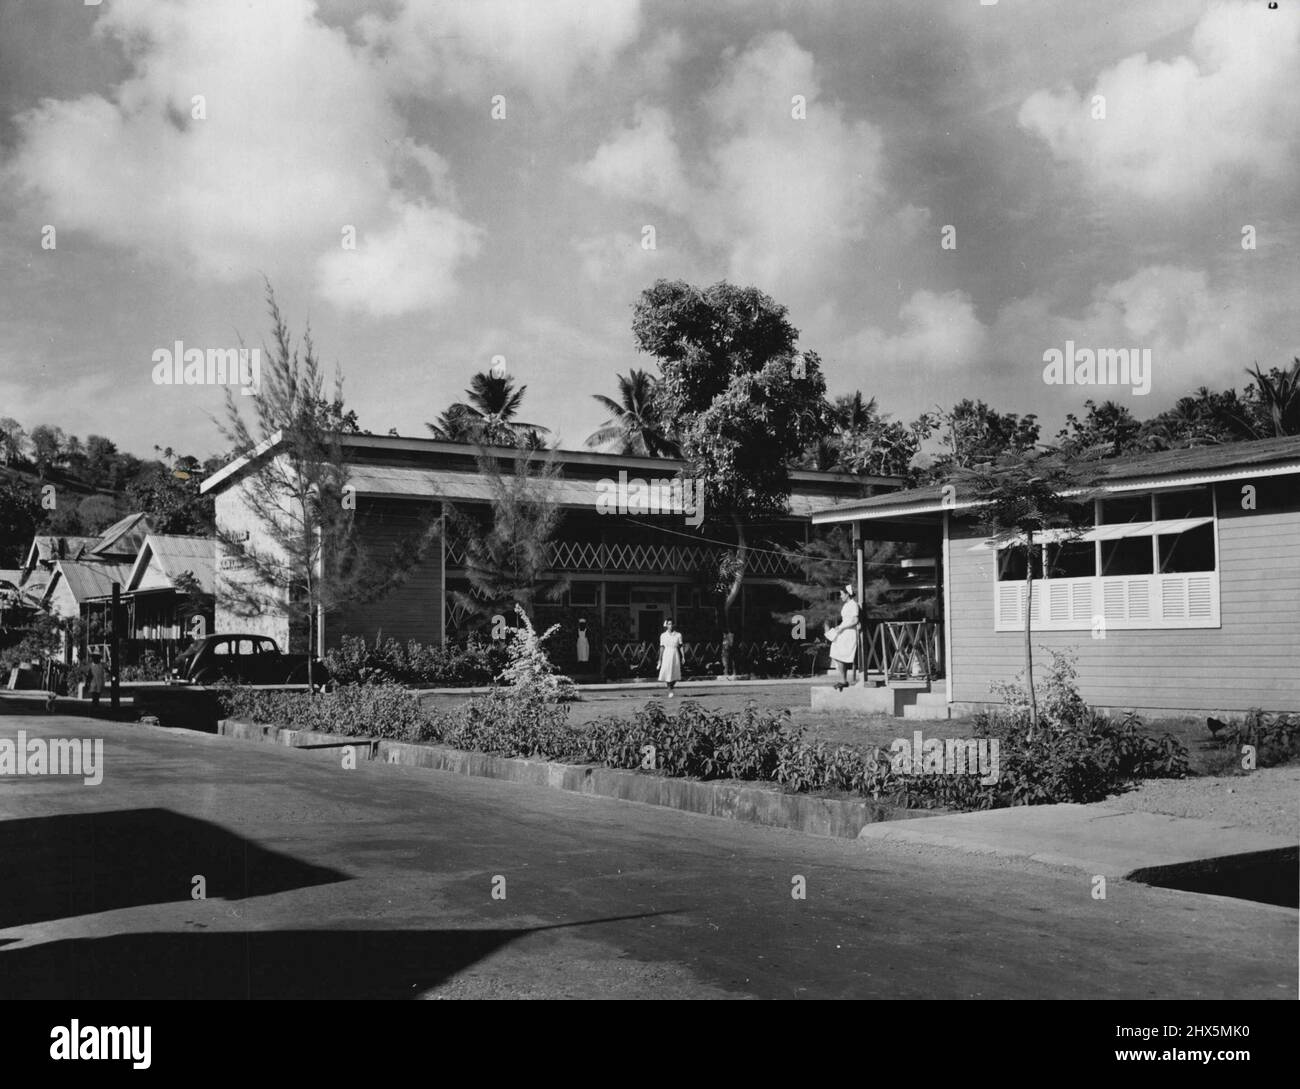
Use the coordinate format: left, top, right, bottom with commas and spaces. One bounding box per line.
202, 432, 900, 676
812, 435, 1300, 717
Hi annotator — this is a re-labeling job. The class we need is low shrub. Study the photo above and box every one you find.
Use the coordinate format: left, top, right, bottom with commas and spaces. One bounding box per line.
216, 683, 427, 740
419, 689, 578, 758
324, 634, 506, 687
1205, 709, 1300, 768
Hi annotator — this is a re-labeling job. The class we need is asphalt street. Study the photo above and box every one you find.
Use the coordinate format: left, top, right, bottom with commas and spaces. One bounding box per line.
0, 700, 1293, 999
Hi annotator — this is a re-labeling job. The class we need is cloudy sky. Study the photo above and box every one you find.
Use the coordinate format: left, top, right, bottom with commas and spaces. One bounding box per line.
1, 0, 1297, 460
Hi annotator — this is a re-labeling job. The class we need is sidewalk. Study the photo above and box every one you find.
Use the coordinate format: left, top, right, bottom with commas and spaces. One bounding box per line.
857, 802, 1298, 885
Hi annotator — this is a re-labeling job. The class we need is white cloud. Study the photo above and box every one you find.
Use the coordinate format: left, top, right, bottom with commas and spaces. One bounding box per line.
5, 0, 480, 317
1018, 1, 1300, 204
572, 105, 689, 208
843, 290, 988, 372
575, 32, 922, 295
316, 203, 483, 318
358, 0, 643, 104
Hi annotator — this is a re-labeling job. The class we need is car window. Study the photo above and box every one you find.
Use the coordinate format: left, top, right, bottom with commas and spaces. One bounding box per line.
211, 640, 232, 656
235, 639, 256, 656
256, 638, 277, 655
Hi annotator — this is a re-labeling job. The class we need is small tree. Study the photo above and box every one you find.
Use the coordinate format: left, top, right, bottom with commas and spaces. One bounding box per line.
497, 603, 575, 700
445, 448, 570, 627
219, 284, 440, 692
952, 448, 1098, 734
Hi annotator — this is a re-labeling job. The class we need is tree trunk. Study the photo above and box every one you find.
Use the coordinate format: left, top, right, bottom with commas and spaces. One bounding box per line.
723, 517, 748, 637
1024, 531, 1037, 737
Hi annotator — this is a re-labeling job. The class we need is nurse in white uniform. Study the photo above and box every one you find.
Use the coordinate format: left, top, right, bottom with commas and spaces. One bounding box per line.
657, 618, 683, 697
826, 584, 860, 690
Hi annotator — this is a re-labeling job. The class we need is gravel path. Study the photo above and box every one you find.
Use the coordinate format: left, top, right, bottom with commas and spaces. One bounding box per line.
1102, 765, 1300, 840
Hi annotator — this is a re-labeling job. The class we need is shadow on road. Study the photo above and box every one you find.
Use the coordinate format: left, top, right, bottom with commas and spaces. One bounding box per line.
0, 808, 348, 929
0, 914, 674, 999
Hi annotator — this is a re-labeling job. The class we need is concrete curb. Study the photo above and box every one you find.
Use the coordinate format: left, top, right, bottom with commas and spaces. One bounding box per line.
217, 718, 916, 839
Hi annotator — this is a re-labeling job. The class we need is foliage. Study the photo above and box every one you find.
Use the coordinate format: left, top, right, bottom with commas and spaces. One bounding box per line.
496, 604, 576, 700
218, 282, 440, 686
925, 399, 1040, 479
585, 369, 680, 457
122, 649, 170, 681
1205, 709, 1300, 768
216, 682, 429, 740
445, 450, 569, 624
324, 633, 506, 686
421, 689, 578, 757
426, 371, 550, 446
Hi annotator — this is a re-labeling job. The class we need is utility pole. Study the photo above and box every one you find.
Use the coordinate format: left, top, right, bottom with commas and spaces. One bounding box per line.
110, 582, 121, 711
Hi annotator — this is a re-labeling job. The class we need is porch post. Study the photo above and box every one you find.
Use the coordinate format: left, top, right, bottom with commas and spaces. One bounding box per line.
853, 520, 864, 685
110, 582, 121, 711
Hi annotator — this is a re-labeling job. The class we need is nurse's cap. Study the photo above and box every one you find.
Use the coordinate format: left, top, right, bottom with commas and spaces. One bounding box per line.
844, 583, 854, 595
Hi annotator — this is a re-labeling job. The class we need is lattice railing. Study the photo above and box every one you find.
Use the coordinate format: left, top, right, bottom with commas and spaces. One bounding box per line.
603, 640, 804, 679
445, 537, 798, 576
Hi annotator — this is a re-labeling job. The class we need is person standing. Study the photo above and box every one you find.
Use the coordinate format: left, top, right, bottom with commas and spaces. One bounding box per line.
87, 652, 106, 708
657, 618, 683, 697
575, 619, 590, 664
826, 584, 861, 691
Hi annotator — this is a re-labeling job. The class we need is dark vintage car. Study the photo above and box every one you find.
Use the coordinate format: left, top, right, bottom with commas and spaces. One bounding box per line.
170, 634, 330, 687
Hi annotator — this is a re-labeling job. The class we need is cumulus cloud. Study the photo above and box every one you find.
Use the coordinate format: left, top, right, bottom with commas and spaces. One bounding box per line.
572, 105, 689, 208
5, 0, 480, 316
575, 31, 922, 294
358, 0, 643, 104
843, 290, 988, 373
1018, 1, 1300, 204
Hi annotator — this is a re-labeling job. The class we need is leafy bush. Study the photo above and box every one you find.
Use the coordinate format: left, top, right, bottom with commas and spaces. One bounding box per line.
496, 605, 576, 701
216, 683, 427, 740
324, 633, 506, 687
1205, 709, 1300, 768
122, 650, 169, 682
419, 689, 578, 757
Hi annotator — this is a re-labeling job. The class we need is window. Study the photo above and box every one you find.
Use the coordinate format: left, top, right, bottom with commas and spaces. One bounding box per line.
1158, 522, 1215, 573
604, 582, 630, 605
990, 483, 1220, 631
1046, 541, 1096, 579
1155, 487, 1213, 520
1099, 495, 1151, 524
997, 547, 1042, 581
1101, 537, 1153, 576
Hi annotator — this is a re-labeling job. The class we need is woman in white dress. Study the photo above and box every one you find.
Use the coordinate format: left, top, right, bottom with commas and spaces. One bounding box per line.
826, 584, 860, 691
657, 619, 683, 696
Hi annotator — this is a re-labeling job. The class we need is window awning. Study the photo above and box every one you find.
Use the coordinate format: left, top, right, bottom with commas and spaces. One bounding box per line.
970, 517, 1212, 551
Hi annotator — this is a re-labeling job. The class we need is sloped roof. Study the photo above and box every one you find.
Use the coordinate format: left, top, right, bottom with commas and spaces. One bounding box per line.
26, 535, 98, 566
344, 464, 837, 518
52, 561, 136, 604
88, 512, 151, 557
812, 435, 1300, 523
128, 535, 216, 595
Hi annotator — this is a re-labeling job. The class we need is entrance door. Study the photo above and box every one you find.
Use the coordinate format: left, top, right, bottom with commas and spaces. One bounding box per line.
636, 604, 663, 642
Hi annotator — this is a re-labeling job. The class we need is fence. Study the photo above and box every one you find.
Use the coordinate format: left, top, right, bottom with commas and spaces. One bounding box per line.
603, 639, 810, 679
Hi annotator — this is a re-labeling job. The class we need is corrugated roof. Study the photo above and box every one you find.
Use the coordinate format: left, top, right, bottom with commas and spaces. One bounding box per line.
29, 535, 98, 564
54, 561, 135, 603
89, 512, 151, 556
129, 535, 216, 595
346, 464, 834, 518
813, 436, 1300, 522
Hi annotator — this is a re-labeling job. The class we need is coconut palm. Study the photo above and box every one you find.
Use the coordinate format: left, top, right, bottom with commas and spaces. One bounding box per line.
585, 369, 680, 457
427, 372, 549, 446
1242, 359, 1300, 438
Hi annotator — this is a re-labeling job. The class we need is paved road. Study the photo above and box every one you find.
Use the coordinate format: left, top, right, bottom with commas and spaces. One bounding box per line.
0, 700, 1293, 999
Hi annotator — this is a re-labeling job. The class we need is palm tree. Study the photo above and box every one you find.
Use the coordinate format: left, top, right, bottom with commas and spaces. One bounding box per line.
831, 391, 877, 431
427, 372, 550, 446
1242, 359, 1300, 438
585, 369, 680, 457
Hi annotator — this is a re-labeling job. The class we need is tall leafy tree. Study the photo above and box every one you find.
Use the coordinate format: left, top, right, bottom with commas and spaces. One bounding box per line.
0, 418, 26, 465
585, 369, 680, 456
219, 284, 439, 690
631, 279, 831, 632
928, 399, 1039, 478
1056, 399, 1144, 457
